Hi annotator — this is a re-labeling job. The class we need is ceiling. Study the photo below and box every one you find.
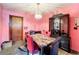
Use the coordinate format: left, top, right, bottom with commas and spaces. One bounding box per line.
1, 3, 70, 14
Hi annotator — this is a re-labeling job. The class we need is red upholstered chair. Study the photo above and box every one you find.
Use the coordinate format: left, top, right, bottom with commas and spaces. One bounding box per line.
26, 35, 39, 55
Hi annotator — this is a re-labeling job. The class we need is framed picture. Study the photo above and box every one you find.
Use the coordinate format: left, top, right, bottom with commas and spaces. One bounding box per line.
75, 17, 79, 27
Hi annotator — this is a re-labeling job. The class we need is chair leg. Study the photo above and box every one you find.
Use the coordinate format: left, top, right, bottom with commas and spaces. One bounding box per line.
27, 49, 29, 55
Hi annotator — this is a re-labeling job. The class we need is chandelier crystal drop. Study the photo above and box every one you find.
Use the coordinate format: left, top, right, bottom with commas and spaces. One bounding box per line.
35, 3, 42, 20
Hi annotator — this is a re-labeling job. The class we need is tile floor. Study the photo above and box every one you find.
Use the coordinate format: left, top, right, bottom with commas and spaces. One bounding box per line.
0, 40, 74, 55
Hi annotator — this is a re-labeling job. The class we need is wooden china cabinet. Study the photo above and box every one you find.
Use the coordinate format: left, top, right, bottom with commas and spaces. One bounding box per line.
49, 13, 70, 37
49, 13, 70, 52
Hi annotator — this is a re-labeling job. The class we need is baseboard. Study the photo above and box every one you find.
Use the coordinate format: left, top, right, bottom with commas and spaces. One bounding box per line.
71, 49, 79, 54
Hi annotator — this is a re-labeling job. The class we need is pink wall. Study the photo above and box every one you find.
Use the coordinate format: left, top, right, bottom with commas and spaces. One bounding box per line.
1, 8, 40, 43
0, 5, 2, 46
2, 8, 26, 43
0, 6, 51, 46
24, 12, 53, 31
51, 4, 79, 52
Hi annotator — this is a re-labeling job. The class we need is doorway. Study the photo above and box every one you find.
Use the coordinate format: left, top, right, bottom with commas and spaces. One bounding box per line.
9, 15, 23, 44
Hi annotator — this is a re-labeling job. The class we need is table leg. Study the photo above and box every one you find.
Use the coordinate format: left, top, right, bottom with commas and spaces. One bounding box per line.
40, 46, 46, 55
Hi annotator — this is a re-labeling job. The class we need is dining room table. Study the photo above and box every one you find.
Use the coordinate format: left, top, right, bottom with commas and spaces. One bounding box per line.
31, 34, 60, 55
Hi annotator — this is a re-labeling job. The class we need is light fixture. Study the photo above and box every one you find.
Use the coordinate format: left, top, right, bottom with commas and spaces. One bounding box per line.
35, 3, 42, 20
74, 17, 79, 29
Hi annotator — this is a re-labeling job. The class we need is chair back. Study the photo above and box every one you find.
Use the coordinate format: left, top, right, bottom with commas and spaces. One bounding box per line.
26, 35, 34, 53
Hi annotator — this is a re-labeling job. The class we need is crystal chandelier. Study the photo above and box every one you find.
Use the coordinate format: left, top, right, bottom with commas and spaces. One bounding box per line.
35, 3, 42, 20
